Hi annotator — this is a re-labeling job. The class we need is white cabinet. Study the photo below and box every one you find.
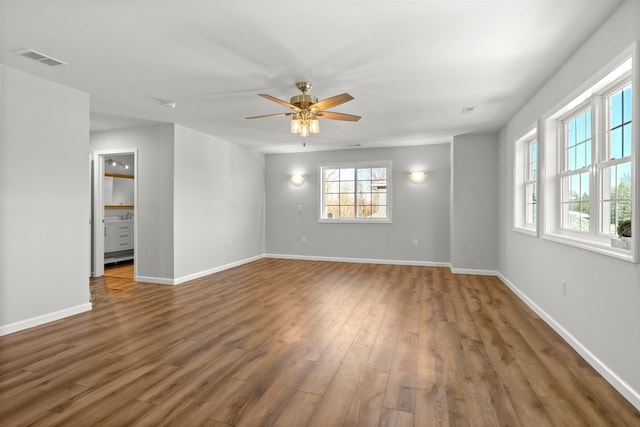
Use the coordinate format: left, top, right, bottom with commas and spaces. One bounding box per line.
105, 222, 134, 253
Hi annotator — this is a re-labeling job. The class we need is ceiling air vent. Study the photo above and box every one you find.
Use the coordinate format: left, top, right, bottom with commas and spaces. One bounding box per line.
13, 49, 67, 67
460, 106, 475, 115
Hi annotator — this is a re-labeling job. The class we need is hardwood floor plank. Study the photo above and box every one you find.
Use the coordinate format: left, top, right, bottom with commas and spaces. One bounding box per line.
273, 391, 323, 427
460, 337, 519, 426
30, 360, 165, 426
0, 382, 88, 426
206, 343, 304, 425
380, 407, 414, 426
383, 330, 418, 412
343, 362, 389, 426
0, 260, 637, 426
235, 357, 316, 427
51, 363, 177, 426
462, 275, 554, 426
415, 350, 449, 427
306, 343, 372, 427
131, 348, 250, 426
298, 319, 361, 395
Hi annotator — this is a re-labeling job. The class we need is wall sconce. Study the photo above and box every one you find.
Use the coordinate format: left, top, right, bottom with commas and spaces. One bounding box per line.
290, 174, 305, 186
408, 171, 427, 183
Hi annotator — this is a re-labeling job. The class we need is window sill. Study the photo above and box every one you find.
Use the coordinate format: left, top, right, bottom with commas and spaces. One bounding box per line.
542, 232, 636, 263
514, 225, 537, 237
319, 219, 392, 224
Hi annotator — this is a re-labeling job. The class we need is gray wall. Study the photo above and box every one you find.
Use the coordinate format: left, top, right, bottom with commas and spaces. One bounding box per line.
173, 124, 265, 280
451, 133, 499, 271
1, 65, 91, 330
91, 123, 266, 283
265, 144, 450, 264
498, 0, 640, 405
91, 124, 175, 281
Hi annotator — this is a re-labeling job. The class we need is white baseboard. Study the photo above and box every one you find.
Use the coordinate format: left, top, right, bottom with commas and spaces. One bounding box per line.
134, 275, 176, 285
496, 272, 640, 411
135, 255, 266, 286
172, 254, 265, 285
0, 302, 92, 337
265, 253, 451, 268
450, 267, 500, 276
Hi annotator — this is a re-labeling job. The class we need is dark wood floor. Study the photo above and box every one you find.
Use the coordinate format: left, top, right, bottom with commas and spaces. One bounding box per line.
1, 259, 639, 426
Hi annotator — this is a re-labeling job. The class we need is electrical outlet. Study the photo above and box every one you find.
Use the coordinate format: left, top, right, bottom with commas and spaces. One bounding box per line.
301, 235, 307, 243
228, 240, 232, 248
412, 239, 419, 247
562, 279, 567, 296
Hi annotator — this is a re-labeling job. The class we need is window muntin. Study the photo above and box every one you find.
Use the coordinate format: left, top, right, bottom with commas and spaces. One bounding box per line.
600, 84, 632, 235
561, 171, 590, 231
320, 162, 391, 222
600, 162, 632, 235
565, 109, 592, 171
560, 109, 592, 232
514, 127, 538, 235
525, 138, 537, 226
608, 85, 632, 160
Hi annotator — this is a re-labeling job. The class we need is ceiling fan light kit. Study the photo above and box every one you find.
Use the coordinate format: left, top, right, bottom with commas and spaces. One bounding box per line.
246, 81, 361, 138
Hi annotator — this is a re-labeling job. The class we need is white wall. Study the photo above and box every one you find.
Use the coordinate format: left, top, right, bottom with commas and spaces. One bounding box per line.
173, 124, 265, 281
0, 65, 91, 332
265, 144, 451, 264
91, 124, 175, 281
498, 0, 640, 406
451, 133, 499, 272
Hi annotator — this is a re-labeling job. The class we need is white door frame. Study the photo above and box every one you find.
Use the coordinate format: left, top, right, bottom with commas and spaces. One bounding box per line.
91, 148, 138, 278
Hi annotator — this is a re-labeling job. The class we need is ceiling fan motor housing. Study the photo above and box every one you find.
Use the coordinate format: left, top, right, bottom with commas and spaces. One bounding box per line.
290, 94, 318, 109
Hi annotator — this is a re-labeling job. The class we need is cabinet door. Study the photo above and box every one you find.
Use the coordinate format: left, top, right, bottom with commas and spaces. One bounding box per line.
104, 224, 117, 252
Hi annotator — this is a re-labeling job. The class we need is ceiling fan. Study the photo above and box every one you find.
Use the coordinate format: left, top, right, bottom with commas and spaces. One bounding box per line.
246, 82, 361, 137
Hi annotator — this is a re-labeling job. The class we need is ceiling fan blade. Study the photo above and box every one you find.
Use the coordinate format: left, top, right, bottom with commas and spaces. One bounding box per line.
318, 111, 361, 122
245, 112, 293, 119
258, 94, 300, 111
311, 93, 354, 111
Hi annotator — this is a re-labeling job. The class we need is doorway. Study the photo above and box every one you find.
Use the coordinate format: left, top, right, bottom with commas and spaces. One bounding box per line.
91, 149, 138, 279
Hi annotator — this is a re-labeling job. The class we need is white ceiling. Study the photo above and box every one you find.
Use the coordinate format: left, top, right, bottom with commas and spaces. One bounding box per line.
1, 0, 624, 153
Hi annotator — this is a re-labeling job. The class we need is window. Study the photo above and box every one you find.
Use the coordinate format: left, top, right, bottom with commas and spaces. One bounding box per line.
543, 49, 636, 261
525, 137, 538, 226
600, 85, 632, 236
319, 161, 391, 222
514, 127, 538, 235
560, 109, 592, 232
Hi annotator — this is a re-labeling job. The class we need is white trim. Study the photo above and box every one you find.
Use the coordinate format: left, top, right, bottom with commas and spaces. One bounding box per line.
318, 160, 392, 224
136, 255, 266, 286
265, 253, 450, 268
134, 276, 176, 285
0, 303, 92, 337
92, 148, 139, 278
542, 43, 638, 263
513, 225, 537, 237
542, 232, 634, 262
450, 268, 500, 276
513, 125, 540, 236
172, 255, 265, 285
496, 272, 640, 411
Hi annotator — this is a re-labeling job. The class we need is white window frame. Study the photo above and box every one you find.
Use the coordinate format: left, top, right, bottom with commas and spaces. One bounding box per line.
542, 41, 639, 262
514, 126, 539, 236
318, 160, 392, 224
598, 82, 633, 237
558, 104, 592, 233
